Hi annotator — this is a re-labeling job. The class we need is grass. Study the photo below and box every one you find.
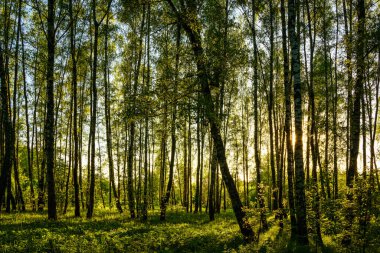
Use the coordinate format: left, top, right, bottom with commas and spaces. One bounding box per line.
0, 207, 251, 253
1, 206, 379, 252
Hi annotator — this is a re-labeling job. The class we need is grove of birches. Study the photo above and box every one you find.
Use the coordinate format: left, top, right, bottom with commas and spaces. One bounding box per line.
0, 0, 379, 252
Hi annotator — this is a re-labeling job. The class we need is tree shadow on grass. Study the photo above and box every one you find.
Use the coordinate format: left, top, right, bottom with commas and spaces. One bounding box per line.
0, 209, 244, 252
0, 217, 125, 235
148, 233, 244, 253
147, 210, 237, 226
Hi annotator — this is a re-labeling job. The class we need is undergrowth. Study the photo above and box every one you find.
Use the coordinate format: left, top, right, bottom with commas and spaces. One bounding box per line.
0, 206, 379, 252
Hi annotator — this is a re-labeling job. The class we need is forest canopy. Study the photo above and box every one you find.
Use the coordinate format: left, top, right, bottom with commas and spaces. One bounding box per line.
0, 0, 380, 252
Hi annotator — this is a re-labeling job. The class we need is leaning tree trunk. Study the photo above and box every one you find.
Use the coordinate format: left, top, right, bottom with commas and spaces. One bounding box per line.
166, 0, 255, 242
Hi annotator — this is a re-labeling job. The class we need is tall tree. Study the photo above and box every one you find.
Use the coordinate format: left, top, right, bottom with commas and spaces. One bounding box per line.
21, 24, 35, 210
0, 0, 14, 211
104, 12, 123, 214
0, 48, 14, 207
333, 0, 339, 200
288, 0, 308, 245
160, 22, 181, 221
87, 0, 111, 219
45, 0, 57, 220
70, 0, 80, 217
142, 2, 151, 221
347, 0, 365, 189
13, 0, 26, 211
342, 0, 353, 176
127, 3, 145, 219
268, 0, 278, 211
322, 0, 332, 199
251, 0, 268, 230
304, 0, 323, 244
280, 0, 297, 238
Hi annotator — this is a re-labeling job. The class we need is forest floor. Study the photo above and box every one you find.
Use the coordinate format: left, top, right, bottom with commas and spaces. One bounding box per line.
0, 207, 378, 253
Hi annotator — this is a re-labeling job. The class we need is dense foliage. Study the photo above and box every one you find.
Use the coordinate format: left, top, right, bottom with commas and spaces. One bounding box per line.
0, 0, 379, 251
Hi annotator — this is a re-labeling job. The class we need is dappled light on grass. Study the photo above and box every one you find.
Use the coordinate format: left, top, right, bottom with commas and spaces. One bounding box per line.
0, 209, 244, 252
2, 207, 380, 252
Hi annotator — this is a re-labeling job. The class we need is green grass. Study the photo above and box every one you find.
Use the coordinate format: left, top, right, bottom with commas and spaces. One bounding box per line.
1, 207, 378, 252
0, 208, 252, 253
